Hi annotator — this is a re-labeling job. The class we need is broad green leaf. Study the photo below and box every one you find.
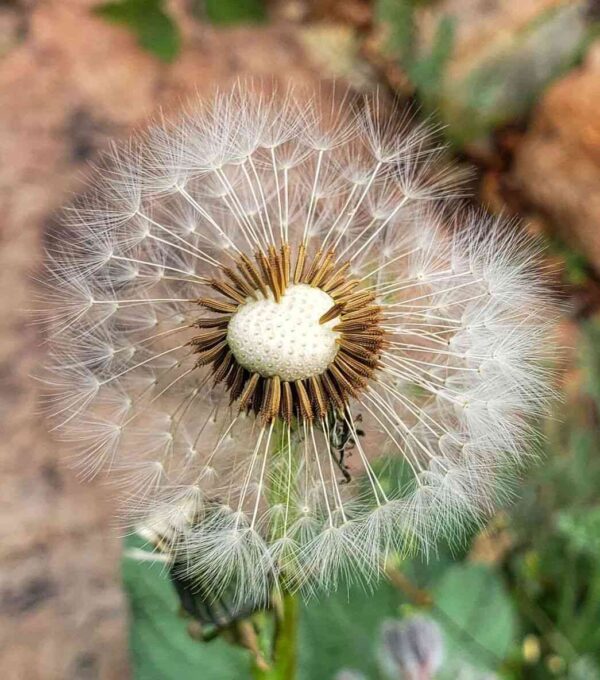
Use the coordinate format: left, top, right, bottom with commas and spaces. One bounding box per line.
298, 580, 403, 680
122, 538, 249, 679
95, 0, 181, 62
431, 563, 517, 671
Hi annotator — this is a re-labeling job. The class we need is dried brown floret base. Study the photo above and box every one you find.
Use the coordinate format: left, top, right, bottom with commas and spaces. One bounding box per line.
189, 243, 384, 424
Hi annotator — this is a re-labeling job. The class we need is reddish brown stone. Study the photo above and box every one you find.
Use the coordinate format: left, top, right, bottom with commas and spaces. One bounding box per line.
512, 43, 600, 274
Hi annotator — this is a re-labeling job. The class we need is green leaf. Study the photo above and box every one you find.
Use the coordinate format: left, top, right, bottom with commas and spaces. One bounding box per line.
431, 563, 517, 671
95, 0, 181, 62
376, 0, 416, 63
298, 579, 403, 679
409, 15, 455, 107
123, 541, 404, 680
201, 0, 266, 25
123, 534, 513, 678
122, 538, 250, 679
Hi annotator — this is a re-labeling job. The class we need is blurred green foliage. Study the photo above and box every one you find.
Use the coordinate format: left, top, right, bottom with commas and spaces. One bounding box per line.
432, 564, 516, 672
375, 0, 593, 147
198, 0, 266, 25
376, 0, 455, 114
94, 0, 181, 62
94, 0, 266, 62
503, 320, 600, 677
123, 538, 250, 678
545, 234, 591, 287
558, 507, 600, 556
123, 547, 516, 679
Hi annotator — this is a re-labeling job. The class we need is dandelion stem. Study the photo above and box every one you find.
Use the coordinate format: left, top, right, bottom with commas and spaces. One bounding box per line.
271, 593, 298, 680
252, 593, 298, 680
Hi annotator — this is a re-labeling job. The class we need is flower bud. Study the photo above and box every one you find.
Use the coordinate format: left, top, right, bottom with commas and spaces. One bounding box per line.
379, 615, 444, 680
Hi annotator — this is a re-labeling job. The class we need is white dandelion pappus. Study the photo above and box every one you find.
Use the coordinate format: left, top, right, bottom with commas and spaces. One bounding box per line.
41, 84, 557, 606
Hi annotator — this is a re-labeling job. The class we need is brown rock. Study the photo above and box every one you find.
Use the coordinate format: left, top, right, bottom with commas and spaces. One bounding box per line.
512, 42, 600, 273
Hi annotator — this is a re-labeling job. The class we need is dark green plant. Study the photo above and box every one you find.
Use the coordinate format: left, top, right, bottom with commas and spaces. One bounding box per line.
94, 0, 181, 62
94, 0, 266, 62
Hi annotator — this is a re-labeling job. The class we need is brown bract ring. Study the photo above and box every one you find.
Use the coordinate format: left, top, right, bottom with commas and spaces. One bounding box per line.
188, 242, 385, 424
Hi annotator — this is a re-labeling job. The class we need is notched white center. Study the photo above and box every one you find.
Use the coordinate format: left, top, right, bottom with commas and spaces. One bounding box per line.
227, 284, 340, 382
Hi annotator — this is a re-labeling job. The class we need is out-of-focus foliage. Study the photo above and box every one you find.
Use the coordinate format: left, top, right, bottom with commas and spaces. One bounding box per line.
558, 507, 600, 556
123, 536, 249, 678
581, 321, 600, 405
546, 235, 591, 287
94, 0, 266, 61
124, 541, 516, 678
376, 0, 454, 111
94, 0, 181, 62
198, 0, 267, 25
374, 0, 594, 146
502, 319, 600, 678
432, 564, 515, 670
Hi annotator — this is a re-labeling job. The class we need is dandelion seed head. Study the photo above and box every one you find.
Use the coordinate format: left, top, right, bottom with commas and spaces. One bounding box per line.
40, 83, 558, 606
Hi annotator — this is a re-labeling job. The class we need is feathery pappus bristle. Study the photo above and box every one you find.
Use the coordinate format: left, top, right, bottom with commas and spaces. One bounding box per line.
38, 83, 559, 607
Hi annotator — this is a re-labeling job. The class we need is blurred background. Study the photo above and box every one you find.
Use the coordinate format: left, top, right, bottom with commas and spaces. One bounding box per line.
1, 0, 599, 678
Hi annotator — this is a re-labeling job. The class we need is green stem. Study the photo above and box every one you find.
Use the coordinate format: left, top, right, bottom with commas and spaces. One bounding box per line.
252, 593, 298, 680
252, 423, 299, 679
273, 593, 298, 679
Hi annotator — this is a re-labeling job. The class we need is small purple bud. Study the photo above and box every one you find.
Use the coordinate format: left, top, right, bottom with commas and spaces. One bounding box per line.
334, 670, 368, 680
379, 615, 444, 680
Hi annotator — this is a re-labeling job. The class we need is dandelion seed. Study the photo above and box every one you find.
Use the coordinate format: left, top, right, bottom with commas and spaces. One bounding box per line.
40, 84, 558, 606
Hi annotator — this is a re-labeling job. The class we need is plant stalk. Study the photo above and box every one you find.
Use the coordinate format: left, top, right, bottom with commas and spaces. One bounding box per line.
252, 592, 298, 680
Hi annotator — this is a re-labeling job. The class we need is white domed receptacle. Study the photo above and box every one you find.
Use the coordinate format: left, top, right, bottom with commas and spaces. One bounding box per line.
227, 284, 340, 382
